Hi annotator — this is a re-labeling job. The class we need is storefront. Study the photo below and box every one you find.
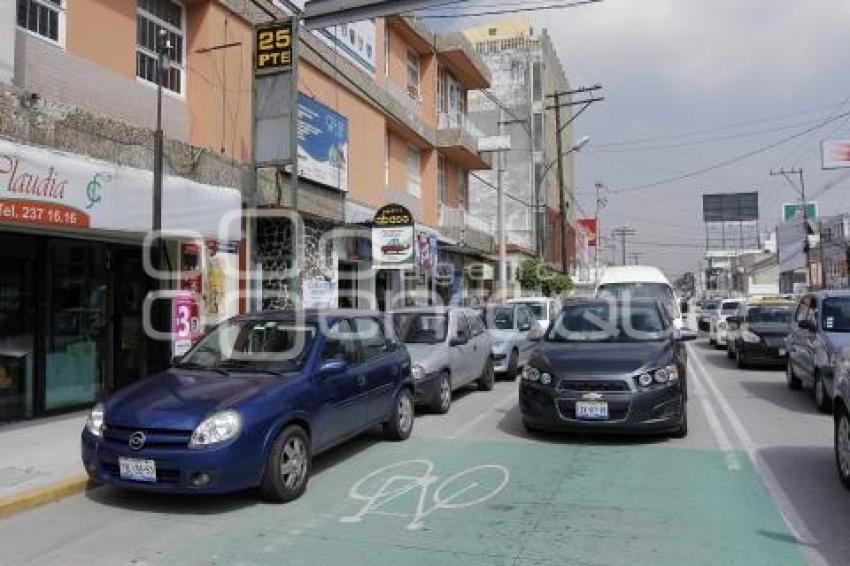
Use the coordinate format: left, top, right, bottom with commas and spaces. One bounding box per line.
0, 139, 242, 423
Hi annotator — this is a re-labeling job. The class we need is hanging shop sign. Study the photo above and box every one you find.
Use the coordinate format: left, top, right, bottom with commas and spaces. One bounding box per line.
372, 204, 415, 269
0, 139, 241, 239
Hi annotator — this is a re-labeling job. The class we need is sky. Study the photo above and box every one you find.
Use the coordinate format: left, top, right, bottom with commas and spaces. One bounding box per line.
421, 0, 850, 281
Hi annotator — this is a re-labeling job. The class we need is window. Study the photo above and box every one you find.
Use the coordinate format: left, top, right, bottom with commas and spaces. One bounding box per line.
136, 0, 184, 94
406, 48, 420, 98
533, 112, 544, 151
16, 0, 63, 44
407, 146, 421, 197
488, 27, 498, 36
322, 320, 359, 365
457, 168, 467, 209
532, 61, 543, 102
354, 318, 388, 362
467, 311, 485, 336
454, 312, 472, 339
438, 156, 449, 204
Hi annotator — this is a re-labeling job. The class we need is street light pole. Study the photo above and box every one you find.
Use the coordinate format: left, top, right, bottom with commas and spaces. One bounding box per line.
770, 167, 812, 288
153, 29, 171, 235
497, 108, 507, 297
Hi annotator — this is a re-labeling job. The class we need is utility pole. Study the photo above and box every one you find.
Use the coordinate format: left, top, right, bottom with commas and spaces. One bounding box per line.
770, 168, 812, 288
630, 253, 643, 265
594, 182, 607, 283
613, 226, 636, 266
497, 108, 507, 297
546, 85, 603, 274
153, 29, 171, 238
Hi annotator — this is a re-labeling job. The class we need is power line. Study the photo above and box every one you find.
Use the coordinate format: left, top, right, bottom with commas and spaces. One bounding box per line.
419, 0, 603, 18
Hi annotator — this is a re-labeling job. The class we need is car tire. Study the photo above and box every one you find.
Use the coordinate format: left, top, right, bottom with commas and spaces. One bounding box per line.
477, 358, 495, 391
384, 388, 414, 441
429, 373, 452, 414
736, 350, 748, 369
506, 350, 519, 380
709, 338, 716, 346
835, 408, 850, 490
522, 420, 541, 434
786, 359, 802, 390
813, 372, 833, 414
672, 400, 688, 438
727, 344, 735, 359
259, 425, 311, 503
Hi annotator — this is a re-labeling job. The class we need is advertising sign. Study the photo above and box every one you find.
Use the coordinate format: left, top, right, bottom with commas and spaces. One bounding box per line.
255, 20, 294, 73
372, 204, 415, 269
783, 202, 818, 222
173, 291, 200, 357
296, 94, 349, 191
702, 192, 759, 222
821, 139, 850, 169
302, 279, 338, 308
576, 218, 598, 247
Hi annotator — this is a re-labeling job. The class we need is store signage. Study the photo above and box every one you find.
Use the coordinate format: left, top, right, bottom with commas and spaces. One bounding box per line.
0, 139, 241, 239
372, 204, 415, 269
255, 20, 294, 73
295, 94, 349, 191
821, 139, 850, 169
576, 218, 598, 247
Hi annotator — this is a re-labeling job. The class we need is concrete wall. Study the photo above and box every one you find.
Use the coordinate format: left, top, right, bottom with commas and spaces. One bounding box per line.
0, 0, 15, 84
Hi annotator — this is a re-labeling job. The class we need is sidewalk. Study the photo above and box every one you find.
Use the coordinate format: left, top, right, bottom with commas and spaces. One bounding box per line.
0, 411, 90, 516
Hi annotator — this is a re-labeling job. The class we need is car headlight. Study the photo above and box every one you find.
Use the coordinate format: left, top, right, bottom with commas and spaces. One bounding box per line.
189, 410, 241, 448
411, 364, 426, 381
742, 330, 761, 344
637, 373, 654, 387
85, 402, 104, 437
636, 365, 679, 388
491, 341, 507, 353
540, 372, 553, 385
523, 366, 541, 382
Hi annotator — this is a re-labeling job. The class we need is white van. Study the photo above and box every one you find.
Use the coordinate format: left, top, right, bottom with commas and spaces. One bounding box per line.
595, 266, 684, 328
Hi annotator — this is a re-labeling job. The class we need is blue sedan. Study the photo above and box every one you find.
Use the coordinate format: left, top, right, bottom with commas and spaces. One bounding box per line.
81, 309, 414, 502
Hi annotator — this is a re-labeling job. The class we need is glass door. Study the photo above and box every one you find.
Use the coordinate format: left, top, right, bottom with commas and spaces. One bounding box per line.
44, 240, 108, 411
0, 234, 36, 421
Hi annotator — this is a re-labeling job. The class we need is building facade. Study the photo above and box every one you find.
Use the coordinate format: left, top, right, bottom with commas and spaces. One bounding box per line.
463, 18, 576, 280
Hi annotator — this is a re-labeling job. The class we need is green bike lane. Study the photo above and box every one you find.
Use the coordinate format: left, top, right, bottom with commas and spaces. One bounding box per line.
2, 433, 804, 566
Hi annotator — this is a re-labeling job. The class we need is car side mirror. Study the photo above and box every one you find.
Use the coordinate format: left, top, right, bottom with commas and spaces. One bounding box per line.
317, 359, 348, 378
385, 338, 399, 351
449, 331, 468, 347
677, 329, 698, 342
519, 322, 532, 332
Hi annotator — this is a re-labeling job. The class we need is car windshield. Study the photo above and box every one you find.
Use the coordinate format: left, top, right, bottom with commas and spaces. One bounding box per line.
393, 312, 449, 344
822, 298, 850, 332
514, 302, 545, 318
746, 305, 793, 323
721, 301, 741, 314
177, 320, 316, 374
597, 283, 677, 317
704, 301, 718, 310
546, 303, 668, 342
479, 307, 515, 330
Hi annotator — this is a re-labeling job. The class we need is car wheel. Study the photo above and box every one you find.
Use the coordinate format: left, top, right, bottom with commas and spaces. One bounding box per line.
813, 372, 833, 414
384, 388, 414, 441
477, 358, 495, 391
506, 349, 519, 380
672, 399, 688, 438
429, 373, 452, 414
836, 408, 850, 490
736, 350, 748, 369
709, 338, 716, 346
522, 420, 541, 434
786, 359, 802, 390
259, 425, 311, 503
727, 344, 735, 359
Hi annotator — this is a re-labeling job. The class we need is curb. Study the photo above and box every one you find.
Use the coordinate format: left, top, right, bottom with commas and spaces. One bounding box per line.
0, 475, 91, 519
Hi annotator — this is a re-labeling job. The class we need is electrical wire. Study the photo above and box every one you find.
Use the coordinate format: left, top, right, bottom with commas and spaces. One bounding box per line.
419, 0, 603, 19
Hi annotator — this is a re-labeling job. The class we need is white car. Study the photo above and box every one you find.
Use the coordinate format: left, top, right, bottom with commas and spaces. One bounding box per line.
507, 296, 561, 331
476, 304, 541, 378
709, 298, 743, 348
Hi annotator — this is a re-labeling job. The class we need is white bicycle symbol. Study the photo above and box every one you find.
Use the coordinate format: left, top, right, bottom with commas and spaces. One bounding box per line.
340, 459, 510, 530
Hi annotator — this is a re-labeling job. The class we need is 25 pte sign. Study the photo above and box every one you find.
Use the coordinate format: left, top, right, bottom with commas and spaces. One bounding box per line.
255, 20, 293, 73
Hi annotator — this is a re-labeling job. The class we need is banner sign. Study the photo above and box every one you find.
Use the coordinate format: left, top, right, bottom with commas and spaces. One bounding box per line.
0, 139, 241, 239
296, 94, 349, 191
821, 139, 850, 169
783, 202, 818, 222
372, 204, 415, 269
577, 218, 598, 247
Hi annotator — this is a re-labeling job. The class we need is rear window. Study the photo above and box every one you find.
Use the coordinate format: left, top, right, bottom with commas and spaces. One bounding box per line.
822, 298, 850, 332
721, 301, 741, 314
746, 305, 792, 323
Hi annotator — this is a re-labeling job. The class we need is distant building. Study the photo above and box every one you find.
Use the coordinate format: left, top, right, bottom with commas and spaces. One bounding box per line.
462, 18, 575, 276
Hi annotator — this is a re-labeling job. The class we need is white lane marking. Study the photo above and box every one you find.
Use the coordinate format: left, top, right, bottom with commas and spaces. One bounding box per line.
448, 389, 517, 439
688, 345, 822, 556
689, 367, 741, 470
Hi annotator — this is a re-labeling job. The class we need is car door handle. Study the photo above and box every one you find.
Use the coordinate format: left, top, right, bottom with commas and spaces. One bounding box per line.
357, 375, 367, 387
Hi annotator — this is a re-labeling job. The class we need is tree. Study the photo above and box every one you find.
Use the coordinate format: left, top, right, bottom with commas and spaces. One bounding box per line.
515, 259, 573, 296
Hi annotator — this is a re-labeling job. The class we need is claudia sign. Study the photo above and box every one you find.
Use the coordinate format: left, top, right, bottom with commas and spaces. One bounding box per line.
372, 204, 415, 269
821, 139, 850, 169
0, 139, 241, 239
576, 218, 598, 247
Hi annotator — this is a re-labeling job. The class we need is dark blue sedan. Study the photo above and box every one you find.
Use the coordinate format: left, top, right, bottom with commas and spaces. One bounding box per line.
81, 309, 414, 502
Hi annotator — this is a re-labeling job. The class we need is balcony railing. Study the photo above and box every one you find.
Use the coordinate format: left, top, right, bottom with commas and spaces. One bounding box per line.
438, 111, 484, 139
439, 204, 494, 238
386, 81, 422, 117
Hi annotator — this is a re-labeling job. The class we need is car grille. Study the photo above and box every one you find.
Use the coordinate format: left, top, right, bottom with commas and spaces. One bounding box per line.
556, 400, 629, 421
101, 462, 181, 484
762, 336, 787, 348
557, 380, 630, 393
103, 426, 193, 450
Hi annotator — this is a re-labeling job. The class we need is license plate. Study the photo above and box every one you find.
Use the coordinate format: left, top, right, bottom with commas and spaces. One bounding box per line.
576, 401, 609, 420
118, 457, 157, 483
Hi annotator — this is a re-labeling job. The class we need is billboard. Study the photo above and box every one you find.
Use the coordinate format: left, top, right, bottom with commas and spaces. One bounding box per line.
372, 204, 415, 269
821, 139, 850, 170
777, 218, 808, 273
702, 192, 759, 222
783, 202, 818, 222
576, 218, 598, 247
296, 93, 349, 191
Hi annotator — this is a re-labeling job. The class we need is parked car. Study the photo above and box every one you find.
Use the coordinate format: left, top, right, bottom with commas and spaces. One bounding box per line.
519, 298, 696, 436
697, 299, 719, 333
391, 307, 494, 413
507, 296, 561, 331
476, 303, 540, 379
596, 265, 684, 328
709, 298, 742, 348
81, 310, 414, 502
787, 291, 850, 413
726, 298, 796, 368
